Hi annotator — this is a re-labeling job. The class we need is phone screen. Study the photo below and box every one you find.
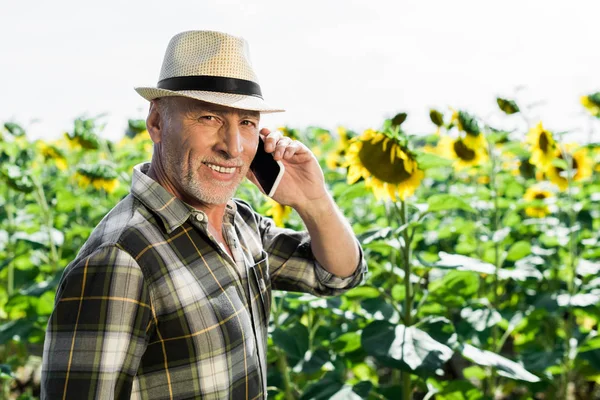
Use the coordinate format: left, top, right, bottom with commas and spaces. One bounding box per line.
250, 137, 284, 197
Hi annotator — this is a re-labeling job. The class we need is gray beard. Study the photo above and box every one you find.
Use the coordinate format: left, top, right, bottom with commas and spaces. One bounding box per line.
182, 164, 240, 205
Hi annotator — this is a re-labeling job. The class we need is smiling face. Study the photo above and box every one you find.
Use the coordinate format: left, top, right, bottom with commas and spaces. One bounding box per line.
150, 96, 260, 206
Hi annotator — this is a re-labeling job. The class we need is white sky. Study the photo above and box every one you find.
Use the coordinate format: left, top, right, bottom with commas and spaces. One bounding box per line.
2, 0, 599, 143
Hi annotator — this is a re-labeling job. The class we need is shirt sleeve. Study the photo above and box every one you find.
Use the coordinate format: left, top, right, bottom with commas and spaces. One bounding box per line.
257, 213, 367, 297
41, 245, 153, 400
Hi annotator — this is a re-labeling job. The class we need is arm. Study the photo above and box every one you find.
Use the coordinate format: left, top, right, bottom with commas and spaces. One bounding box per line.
246, 129, 366, 294
294, 192, 360, 278
41, 245, 152, 400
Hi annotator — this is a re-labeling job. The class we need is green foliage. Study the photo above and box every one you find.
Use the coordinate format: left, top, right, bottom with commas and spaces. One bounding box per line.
1, 108, 599, 400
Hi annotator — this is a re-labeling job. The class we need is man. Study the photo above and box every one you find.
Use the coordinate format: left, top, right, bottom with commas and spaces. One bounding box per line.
42, 30, 366, 399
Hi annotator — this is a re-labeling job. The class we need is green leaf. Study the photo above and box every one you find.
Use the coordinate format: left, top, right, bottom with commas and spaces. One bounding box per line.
300, 348, 330, 374
460, 344, 540, 382
417, 316, 458, 348
344, 286, 381, 299
460, 307, 502, 332
414, 152, 453, 170
361, 320, 453, 374
521, 350, 563, 373
299, 371, 344, 400
377, 385, 404, 400
357, 227, 393, 244
506, 241, 531, 261
556, 292, 600, 308
578, 334, 600, 353
36, 291, 56, 316
0, 319, 35, 344
391, 284, 406, 302
4, 122, 26, 137
431, 379, 484, 400
329, 386, 363, 400
432, 252, 495, 275
551, 157, 568, 171
496, 98, 520, 115
272, 322, 309, 365
578, 349, 600, 371
333, 331, 362, 354
427, 194, 475, 213
13, 229, 65, 249
391, 112, 408, 128
19, 272, 62, 297
352, 381, 373, 398
577, 259, 600, 277
430, 109, 445, 127
429, 271, 480, 307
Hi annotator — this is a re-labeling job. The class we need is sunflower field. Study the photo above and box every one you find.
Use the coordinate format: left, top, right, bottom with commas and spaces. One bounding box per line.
1, 94, 600, 400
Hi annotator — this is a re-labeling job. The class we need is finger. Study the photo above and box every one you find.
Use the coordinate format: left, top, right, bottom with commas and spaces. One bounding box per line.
273, 137, 293, 160
259, 127, 271, 137
264, 130, 283, 152
282, 141, 300, 160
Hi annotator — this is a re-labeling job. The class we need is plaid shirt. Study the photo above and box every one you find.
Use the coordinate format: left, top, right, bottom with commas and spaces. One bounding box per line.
42, 162, 366, 400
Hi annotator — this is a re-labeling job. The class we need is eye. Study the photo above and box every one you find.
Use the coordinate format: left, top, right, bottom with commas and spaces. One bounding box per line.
241, 120, 257, 127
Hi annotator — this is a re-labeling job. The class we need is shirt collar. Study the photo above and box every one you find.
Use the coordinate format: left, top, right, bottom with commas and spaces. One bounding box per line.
131, 162, 238, 233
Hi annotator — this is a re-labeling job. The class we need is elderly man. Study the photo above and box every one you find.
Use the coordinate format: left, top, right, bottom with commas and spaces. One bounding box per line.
42, 30, 366, 399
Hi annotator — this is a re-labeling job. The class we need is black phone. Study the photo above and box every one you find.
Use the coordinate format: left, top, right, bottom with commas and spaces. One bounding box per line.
250, 137, 285, 197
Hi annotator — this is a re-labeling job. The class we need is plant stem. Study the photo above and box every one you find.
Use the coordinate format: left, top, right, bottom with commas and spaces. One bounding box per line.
33, 176, 60, 272
271, 294, 293, 400
400, 199, 413, 400
488, 140, 501, 395
400, 200, 413, 327
559, 145, 577, 400
276, 349, 294, 400
5, 189, 16, 297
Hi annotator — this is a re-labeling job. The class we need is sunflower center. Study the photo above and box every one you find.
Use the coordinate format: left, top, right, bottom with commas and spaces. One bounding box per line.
534, 193, 547, 200
539, 132, 549, 152
453, 140, 476, 161
358, 140, 412, 183
556, 153, 578, 173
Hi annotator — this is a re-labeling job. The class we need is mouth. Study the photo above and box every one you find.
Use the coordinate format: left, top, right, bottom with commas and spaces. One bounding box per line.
202, 162, 239, 175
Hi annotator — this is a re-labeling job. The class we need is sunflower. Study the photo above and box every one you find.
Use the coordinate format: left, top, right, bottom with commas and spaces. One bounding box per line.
437, 135, 488, 170
326, 127, 351, 170
523, 186, 553, 218
264, 198, 292, 227
545, 145, 593, 191
75, 162, 120, 193
526, 122, 556, 172
37, 141, 68, 171
450, 110, 487, 149
581, 93, 600, 117
345, 129, 423, 201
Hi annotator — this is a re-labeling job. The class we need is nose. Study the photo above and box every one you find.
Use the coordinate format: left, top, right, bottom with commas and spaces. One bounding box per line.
219, 124, 243, 159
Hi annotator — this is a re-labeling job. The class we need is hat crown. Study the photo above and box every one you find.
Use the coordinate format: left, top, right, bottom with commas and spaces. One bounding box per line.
158, 31, 259, 84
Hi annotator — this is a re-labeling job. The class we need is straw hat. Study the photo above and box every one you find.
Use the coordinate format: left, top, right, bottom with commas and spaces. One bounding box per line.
135, 30, 284, 113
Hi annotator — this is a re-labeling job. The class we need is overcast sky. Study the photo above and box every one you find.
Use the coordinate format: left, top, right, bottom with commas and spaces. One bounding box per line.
2, 0, 599, 143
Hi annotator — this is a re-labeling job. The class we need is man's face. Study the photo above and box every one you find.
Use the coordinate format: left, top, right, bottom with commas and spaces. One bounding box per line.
157, 97, 260, 206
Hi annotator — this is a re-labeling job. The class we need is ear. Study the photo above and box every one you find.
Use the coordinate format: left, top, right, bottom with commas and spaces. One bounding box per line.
146, 100, 162, 144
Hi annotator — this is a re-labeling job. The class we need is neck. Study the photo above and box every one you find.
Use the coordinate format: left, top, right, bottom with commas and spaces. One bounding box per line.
146, 157, 228, 231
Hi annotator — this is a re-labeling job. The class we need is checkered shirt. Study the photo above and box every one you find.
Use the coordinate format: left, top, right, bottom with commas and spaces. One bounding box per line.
41, 162, 366, 400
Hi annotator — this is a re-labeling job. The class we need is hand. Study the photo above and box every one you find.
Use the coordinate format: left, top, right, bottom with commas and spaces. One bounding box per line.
246, 128, 328, 209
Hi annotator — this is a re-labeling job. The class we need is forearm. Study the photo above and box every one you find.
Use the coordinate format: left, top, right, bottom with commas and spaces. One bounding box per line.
295, 193, 360, 278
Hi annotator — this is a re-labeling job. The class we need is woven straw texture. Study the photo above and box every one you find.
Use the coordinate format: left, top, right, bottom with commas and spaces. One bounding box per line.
135, 31, 284, 113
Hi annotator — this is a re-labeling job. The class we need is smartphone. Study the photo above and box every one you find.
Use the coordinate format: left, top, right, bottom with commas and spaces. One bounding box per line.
250, 137, 285, 197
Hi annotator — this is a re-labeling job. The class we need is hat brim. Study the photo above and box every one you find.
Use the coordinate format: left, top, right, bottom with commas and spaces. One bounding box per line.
134, 87, 285, 113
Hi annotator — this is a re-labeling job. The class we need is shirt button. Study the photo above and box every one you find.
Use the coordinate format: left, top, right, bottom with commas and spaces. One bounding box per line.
195, 213, 205, 222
